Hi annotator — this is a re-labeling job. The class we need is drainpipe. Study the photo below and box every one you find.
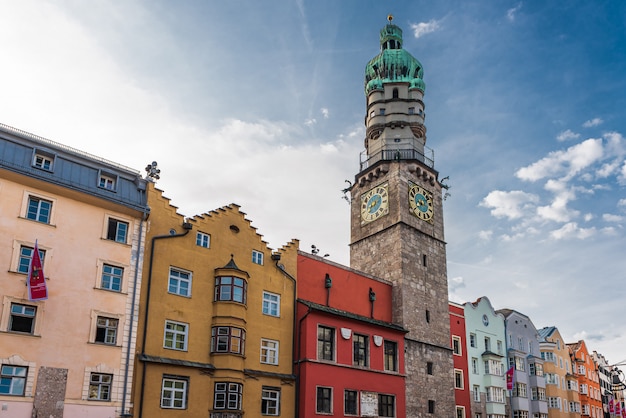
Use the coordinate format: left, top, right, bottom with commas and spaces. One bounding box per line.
272, 254, 298, 418
120, 204, 149, 418
137, 221, 192, 418
324, 273, 332, 307
369, 287, 376, 319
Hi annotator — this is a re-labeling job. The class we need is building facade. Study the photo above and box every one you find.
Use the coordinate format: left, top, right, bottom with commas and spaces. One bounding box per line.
498, 309, 548, 418
131, 185, 297, 417
568, 341, 602, 417
296, 252, 407, 417
0, 123, 149, 417
538, 326, 581, 417
348, 17, 455, 417
450, 302, 472, 418
464, 297, 507, 418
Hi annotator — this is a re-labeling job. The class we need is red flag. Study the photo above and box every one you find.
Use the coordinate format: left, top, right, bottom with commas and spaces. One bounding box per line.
610, 398, 615, 414
617, 402, 623, 415
27, 241, 47, 301
506, 366, 514, 390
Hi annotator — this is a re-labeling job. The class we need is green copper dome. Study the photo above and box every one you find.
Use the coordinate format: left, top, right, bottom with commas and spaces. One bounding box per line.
365, 19, 425, 95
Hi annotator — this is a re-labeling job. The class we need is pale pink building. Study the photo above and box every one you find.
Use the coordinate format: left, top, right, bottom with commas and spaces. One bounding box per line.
0, 123, 149, 417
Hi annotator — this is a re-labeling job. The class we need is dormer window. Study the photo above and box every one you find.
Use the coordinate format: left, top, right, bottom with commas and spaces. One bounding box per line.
32, 150, 55, 171
98, 171, 118, 191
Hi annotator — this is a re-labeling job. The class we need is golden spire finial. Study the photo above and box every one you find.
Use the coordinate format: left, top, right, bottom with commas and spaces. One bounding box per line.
387, 14, 393, 23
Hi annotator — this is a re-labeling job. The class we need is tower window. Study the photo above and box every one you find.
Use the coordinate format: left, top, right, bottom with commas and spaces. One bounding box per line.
428, 400, 435, 414
422, 254, 427, 267
393, 88, 399, 98
427, 362, 433, 375
379, 108, 385, 115
425, 310, 430, 323
408, 107, 415, 114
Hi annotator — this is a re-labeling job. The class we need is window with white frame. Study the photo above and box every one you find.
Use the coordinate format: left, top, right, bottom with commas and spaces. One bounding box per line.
317, 325, 335, 361
32, 151, 54, 171
455, 369, 464, 389
518, 337, 524, 350
252, 250, 264, 265
513, 411, 529, 418
164, 320, 188, 351
9, 304, 37, 334
26, 196, 52, 224
88, 373, 112, 401
196, 232, 210, 248
214, 382, 242, 410
545, 373, 558, 385
316, 386, 332, 414
161, 377, 187, 409
513, 382, 527, 398
497, 340, 503, 354
95, 317, 118, 345
472, 358, 478, 374
531, 387, 546, 401
470, 333, 476, 347
457, 406, 466, 418
101, 264, 123, 292
262, 291, 280, 317
486, 386, 504, 403
547, 397, 561, 409
261, 386, 280, 416
378, 394, 395, 417
452, 336, 462, 355
484, 336, 491, 351
578, 365, 586, 374
98, 172, 117, 191
17, 245, 45, 274
473, 385, 480, 402
0, 365, 27, 395
260, 339, 279, 365
567, 379, 578, 391
529, 362, 544, 376
484, 359, 502, 376
106, 217, 129, 243
515, 356, 525, 371
211, 326, 245, 354
168, 267, 191, 297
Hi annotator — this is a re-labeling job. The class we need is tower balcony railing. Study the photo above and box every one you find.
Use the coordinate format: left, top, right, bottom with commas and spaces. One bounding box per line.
360, 143, 434, 171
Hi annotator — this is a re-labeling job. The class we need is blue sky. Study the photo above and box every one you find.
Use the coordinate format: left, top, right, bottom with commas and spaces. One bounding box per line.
1, 1, 625, 366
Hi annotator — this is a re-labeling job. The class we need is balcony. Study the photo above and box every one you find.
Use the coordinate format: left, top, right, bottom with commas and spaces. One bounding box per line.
360, 143, 434, 171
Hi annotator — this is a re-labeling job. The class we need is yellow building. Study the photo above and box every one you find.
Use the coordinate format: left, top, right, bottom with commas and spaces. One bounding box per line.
539, 326, 582, 418
132, 184, 297, 417
0, 123, 149, 417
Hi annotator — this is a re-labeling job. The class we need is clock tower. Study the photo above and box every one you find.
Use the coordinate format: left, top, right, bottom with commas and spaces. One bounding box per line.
350, 17, 454, 417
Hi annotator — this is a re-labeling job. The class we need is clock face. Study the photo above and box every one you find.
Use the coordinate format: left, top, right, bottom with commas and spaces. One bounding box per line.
408, 183, 434, 222
361, 183, 389, 223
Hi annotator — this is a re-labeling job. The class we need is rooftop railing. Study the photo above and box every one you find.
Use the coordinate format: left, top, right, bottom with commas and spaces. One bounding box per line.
360, 143, 434, 171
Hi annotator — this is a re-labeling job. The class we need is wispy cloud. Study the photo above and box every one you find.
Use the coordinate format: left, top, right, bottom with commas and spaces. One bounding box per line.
410, 19, 442, 38
321, 108, 329, 119
603, 214, 624, 222
507, 3, 523, 22
583, 117, 603, 128
550, 222, 596, 240
556, 129, 580, 142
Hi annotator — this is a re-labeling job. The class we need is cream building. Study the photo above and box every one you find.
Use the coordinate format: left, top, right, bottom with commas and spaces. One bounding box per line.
0, 123, 149, 417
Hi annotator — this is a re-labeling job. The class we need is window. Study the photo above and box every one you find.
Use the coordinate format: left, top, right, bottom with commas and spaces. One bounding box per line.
211, 326, 245, 354
88, 373, 112, 401
427, 362, 434, 375
262, 291, 280, 317
106, 218, 128, 243
484, 359, 502, 376
379, 394, 395, 417
518, 337, 524, 350
531, 387, 546, 401
214, 276, 246, 303
472, 358, 479, 374
428, 400, 435, 414
473, 385, 480, 402
260, 339, 279, 365
497, 340, 503, 354
344, 390, 358, 415
214, 382, 242, 410
101, 264, 123, 292
353, 334, 368, 367
486, 386, 504, 403
408, 107, 415, 114
513, 411, 529, 418
384, 340, 398, 372
566, 379, 578, 391
196, 232, 210, 248
453, 336, 462, 355
98, 174, 116, 191
161, 377, 187, 409
425, 310, 430, 322
484, 336, 491, 351
95, 317, 118, 345
261, 387, 280, 415
0, 365, 27, 395
317, 325, 335, 361
380, 108, 385, 115
33, 152, 54, 171
316, 386, 332, 414
514, 356, 525, 371
392, 88, 399, 98
252, 250, 264, 265
17, 245, 45, 274
513, 382, 527, 398
164, 321, 188, 351
9, 304, 36, 334
457, 406, 466, 418
26, 196, 52, 223
169, 267, 191, 297
455, 369, 464, 389
529, 363, 543, 376
470, 333, 476, 347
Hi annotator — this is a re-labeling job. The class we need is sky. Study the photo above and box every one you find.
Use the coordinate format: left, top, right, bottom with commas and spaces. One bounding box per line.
1, 1, 625, 368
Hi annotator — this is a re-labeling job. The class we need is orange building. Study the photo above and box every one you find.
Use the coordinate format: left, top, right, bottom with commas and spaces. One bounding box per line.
568, 341, 603, 417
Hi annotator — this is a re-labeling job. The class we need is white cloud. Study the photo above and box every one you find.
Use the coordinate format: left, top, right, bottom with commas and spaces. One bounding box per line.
549, 222, 596, 240
516, 138, 604, 182
603, 214, 623, 222
304, 118, 316, 126
449, 276, 465, 293
321, 108, 329, 119
583, 213, 594, 222
478, 230, 493, 241
507, 3, 522, 21
556, 129, 580, 142
410, 19, 442, 38
583, 118, 603, 128
480, 190, 539, 220
620, 161, 626, 185
619, 199, 626, 208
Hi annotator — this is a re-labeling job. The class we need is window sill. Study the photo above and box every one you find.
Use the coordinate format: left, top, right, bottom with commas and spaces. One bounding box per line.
18, 216, 56, 227
1, 330, 41, 338
89, 341, 122, 348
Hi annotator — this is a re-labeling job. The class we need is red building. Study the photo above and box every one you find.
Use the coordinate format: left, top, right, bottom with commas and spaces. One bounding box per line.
450, 301, 472, 418
296, 252, 407, 417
